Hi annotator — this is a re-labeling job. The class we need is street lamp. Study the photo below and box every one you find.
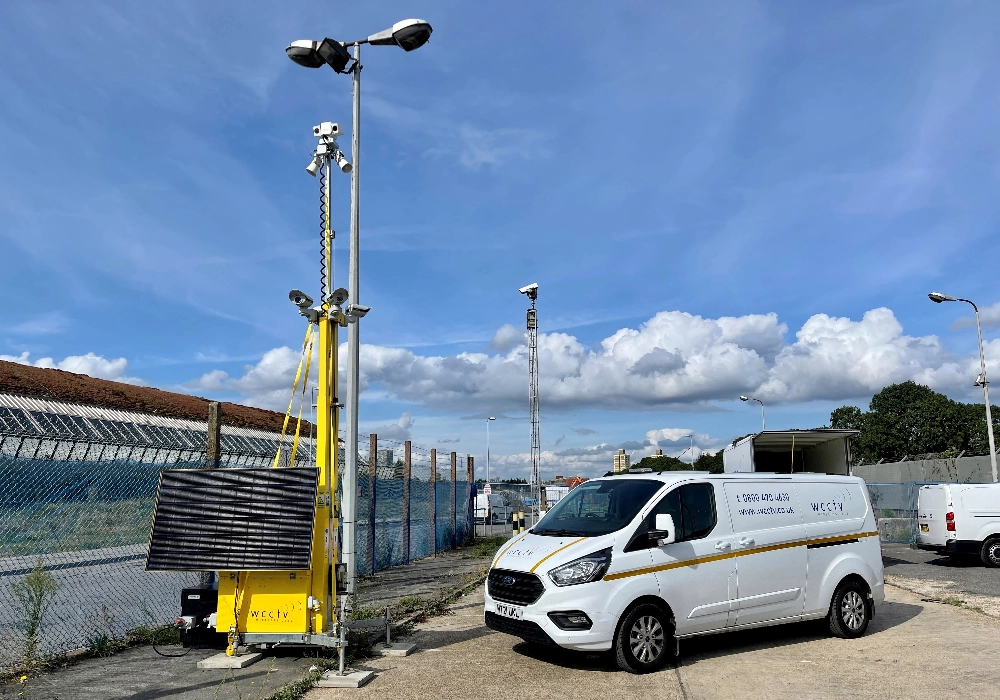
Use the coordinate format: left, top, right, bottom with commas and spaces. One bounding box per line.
740, 395, 766, 432
285, 19, 433, 607
928, 292, 997, 482
486, 417, 496, 486
682, 433, 694, 468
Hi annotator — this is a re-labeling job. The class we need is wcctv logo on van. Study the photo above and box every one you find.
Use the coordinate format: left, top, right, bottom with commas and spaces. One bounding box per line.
811, 501, 845, 513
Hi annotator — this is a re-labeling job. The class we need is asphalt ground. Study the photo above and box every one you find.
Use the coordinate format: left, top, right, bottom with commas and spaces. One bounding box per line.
308, 584, 1000, 700
881, 543, 1000, 597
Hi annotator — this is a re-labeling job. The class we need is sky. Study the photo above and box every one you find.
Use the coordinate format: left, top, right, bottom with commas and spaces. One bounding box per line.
1, 1, 999, 479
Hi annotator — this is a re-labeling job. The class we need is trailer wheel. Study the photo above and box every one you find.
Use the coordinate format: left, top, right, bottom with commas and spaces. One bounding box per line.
827, 579, 871, 639
614, 603, 674, 674
980, 537, 1000, 568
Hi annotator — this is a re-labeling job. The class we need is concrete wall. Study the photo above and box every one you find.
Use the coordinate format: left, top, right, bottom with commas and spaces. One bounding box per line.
854, 455, 996, 483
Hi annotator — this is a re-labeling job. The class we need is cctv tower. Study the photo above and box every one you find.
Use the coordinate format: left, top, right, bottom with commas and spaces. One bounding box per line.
521, 283, 540, 517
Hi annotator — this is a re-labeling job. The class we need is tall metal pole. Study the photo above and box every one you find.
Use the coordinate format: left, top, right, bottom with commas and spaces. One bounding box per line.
344, 42, 362, 598
969, 302, 998, 482
486, 418, 491, 485
526, 296, 540, 523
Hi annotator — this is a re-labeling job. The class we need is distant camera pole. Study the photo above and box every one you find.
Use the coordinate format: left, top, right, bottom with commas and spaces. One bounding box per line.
740, 395, 765, 432
286, 20, 434, 601
928, 292, 997, 482
486, 416, 496, 485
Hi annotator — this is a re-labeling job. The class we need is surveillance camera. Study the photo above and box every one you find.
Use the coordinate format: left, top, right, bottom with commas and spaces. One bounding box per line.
305, 156, 321, 176
519, 282, 539, 295
313, 122, 342, 138
333, 150, 352, 174
328, 287, 349, 306
346, 303, 370, 319
289, 289, 314, 308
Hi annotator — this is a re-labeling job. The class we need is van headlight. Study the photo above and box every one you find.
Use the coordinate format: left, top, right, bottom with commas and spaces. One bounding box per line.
547, 548, 612, 587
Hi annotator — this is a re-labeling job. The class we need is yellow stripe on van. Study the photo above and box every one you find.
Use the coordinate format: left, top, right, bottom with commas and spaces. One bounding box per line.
603, 531, 878, 582
491, 532, 530, 569
529, 537, 588, 573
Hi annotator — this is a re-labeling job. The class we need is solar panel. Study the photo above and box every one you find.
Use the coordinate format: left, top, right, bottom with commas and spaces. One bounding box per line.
145, 467, 318, 572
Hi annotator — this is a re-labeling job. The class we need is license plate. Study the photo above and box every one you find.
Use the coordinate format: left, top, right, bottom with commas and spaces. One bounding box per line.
920, 524, 929, 532
495, 603, 524, 620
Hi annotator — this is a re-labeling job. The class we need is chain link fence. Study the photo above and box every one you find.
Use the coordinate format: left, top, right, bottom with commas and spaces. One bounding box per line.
0, 404, 476, 671
865, 481, 937, 544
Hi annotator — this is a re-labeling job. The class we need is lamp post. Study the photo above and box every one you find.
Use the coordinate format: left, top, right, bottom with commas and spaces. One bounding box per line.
486, 416, 496, 486
682, 433, 694, 468
740, 395, 765, 432
286, 20, 433, 603
928, 292, 997, 483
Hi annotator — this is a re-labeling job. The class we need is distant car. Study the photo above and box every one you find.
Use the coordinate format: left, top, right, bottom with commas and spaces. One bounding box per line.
475, 493, 514, 524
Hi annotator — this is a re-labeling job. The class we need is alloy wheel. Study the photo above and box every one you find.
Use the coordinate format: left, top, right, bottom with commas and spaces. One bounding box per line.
629, 615, 665, 663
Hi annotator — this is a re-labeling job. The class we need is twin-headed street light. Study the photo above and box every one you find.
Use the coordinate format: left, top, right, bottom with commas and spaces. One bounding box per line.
928, 292, 997, 482
285, 19, 433, 606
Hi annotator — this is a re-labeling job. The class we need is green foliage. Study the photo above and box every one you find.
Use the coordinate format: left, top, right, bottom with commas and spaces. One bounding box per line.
471, 536, 508, 559
831, 381, 1000, 464
11, 559, 60, 664
631, 455, 688, 472
693, 451, 725, 473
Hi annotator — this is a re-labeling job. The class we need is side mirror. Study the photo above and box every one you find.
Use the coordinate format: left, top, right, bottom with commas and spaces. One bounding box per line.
650, 513, 676, 545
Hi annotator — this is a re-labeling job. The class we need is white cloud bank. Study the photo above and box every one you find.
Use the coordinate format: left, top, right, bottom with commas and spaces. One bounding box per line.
193, 306, 998, 413
1, 351, 145, 385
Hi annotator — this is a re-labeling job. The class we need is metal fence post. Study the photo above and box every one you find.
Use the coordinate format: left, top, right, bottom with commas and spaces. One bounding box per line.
467, 455, 474, 541
206, 401, 222, 468
369, 433, 377, 575
403, 440, 411, 563
450, 452, 457, 549
430, 448, 437, 556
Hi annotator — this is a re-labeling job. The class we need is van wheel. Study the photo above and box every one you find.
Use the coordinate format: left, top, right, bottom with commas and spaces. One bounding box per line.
614, 604, 673, 674
827, 580, 871, 639
980, 538, 1000, 567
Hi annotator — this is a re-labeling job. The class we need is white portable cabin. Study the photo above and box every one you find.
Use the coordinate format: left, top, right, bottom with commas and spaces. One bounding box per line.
723, 429, 859, 475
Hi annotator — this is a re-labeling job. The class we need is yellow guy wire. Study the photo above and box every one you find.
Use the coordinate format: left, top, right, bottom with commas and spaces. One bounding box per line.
273, 323, 314, 468
289, 329, 315, 466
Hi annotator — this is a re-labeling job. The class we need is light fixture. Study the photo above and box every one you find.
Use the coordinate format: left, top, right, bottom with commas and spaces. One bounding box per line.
928, 292, 958, 303
365, 19, 433, 51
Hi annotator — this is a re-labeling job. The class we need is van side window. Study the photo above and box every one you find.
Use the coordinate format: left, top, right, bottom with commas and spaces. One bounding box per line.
626, 483, 717, 551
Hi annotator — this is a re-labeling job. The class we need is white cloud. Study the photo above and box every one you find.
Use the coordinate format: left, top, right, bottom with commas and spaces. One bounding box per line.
1, 351, 145, 385
195, 306, 998, 413
372, 412, 414, 441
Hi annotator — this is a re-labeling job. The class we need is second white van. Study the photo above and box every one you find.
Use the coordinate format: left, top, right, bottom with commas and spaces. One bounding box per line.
485, 472, 883, 673
916, 483, 1000, 566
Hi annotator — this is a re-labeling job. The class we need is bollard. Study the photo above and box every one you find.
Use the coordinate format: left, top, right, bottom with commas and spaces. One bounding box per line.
518, 510, 525, 533
512, 512, 518, 537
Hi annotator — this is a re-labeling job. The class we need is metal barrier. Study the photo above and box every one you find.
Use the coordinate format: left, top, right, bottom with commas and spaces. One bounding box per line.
865, 482, 937, 544
0, 429, 475, 669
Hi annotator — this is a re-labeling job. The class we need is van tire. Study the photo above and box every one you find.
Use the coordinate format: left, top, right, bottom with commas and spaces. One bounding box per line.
980, 537, 1000, 567
614, 603, 674, 674
827, 580, 871, 639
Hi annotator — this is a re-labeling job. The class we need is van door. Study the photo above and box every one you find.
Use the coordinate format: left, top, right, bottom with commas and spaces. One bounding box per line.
631, 482, 737, 635
723, 480, 806, 626
797, 480, 871, 615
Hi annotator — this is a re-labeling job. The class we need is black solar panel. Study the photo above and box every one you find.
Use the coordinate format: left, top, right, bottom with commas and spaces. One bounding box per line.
145, 467, 318, 571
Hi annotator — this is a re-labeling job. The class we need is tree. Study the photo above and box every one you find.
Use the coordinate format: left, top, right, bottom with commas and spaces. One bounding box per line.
693, 451, 724, 474
830, 381, 1000, 464
631, 454, 688, 472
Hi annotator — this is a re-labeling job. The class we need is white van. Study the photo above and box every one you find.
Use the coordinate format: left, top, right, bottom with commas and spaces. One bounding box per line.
916, 483, 1000, 566
484, 472, 883, 673
475, 493, 514, 524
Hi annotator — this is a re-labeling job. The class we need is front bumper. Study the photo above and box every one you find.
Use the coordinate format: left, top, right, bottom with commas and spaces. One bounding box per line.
483, 580, 616, 652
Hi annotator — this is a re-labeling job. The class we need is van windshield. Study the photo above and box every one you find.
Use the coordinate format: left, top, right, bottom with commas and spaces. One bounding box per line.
533, 479, 664, 537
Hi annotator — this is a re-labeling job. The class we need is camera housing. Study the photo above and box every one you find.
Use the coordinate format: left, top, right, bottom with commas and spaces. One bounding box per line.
289, 290, 314, 309
313, 122, 342, 138
346, 304, 371, 319
328, 287, 349, 306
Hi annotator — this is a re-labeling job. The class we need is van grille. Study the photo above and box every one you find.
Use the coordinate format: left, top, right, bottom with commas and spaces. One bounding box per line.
488, 568, 545, 605
485, 612, 554, 644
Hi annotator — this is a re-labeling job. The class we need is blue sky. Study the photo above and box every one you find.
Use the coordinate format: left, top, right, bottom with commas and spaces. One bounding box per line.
2, 1, 999, 478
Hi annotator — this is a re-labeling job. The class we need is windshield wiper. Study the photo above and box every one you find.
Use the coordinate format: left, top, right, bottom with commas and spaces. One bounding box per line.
533, 528, 586, 537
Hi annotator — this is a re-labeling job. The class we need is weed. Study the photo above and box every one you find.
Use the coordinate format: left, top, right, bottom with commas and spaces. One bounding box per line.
471, 536, 508, 559
11, 558, 60, 665
940, 596, 965, 607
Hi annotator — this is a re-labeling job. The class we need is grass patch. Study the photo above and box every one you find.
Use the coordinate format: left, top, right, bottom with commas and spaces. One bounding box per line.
470, 536, 508, 559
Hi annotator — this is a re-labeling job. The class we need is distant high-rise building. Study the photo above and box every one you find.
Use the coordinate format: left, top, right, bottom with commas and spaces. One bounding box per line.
613, 449, 630, 473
